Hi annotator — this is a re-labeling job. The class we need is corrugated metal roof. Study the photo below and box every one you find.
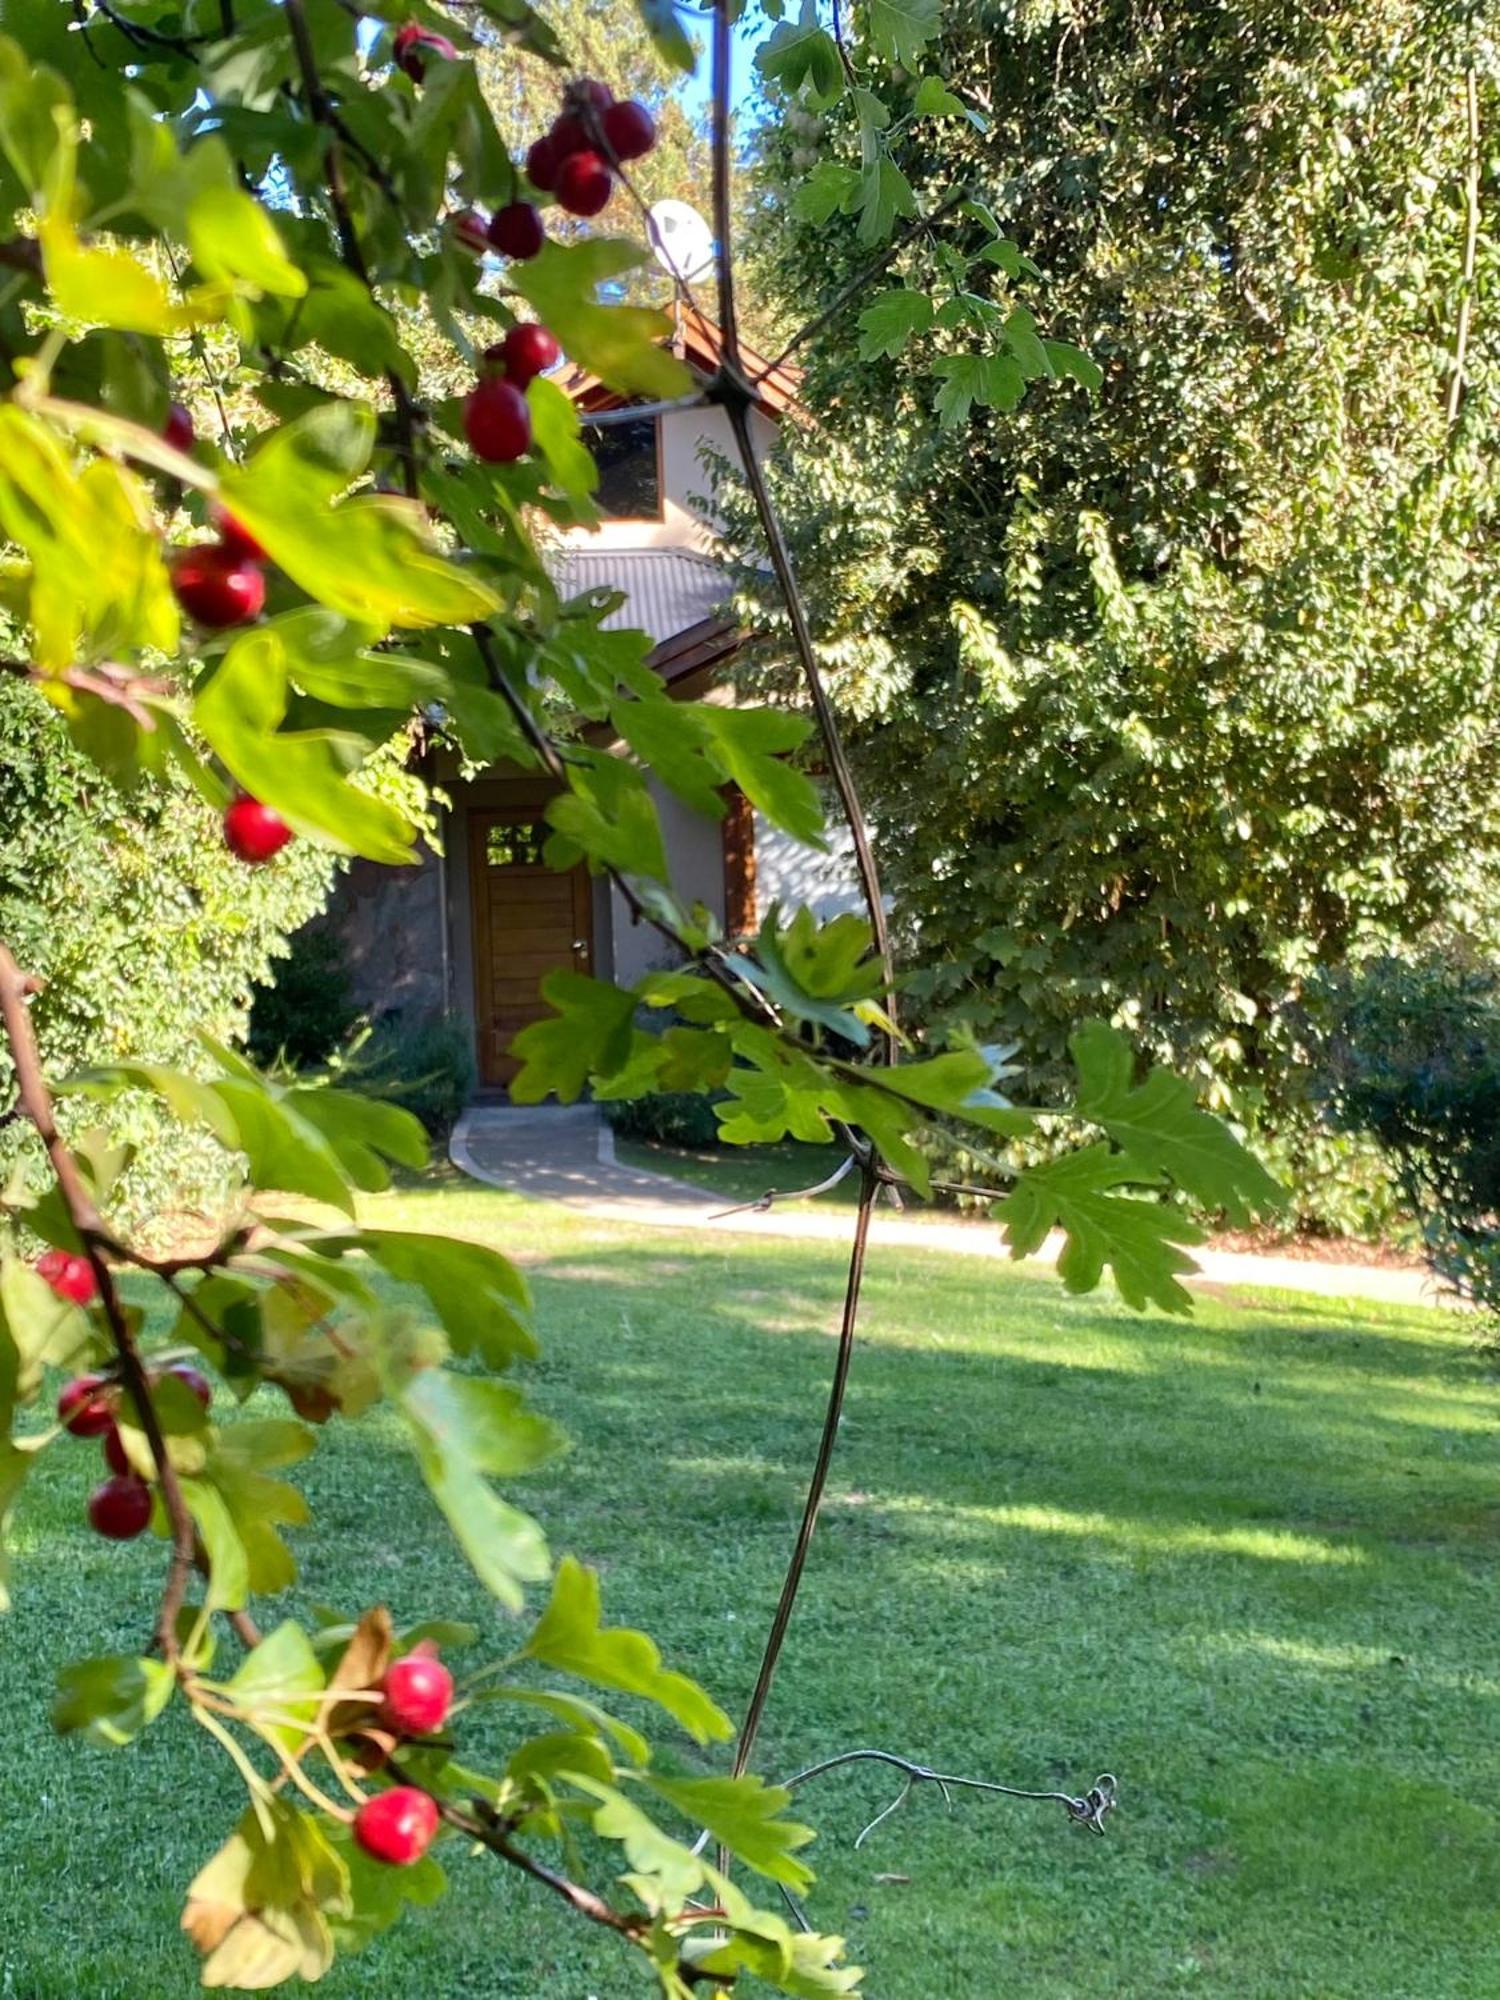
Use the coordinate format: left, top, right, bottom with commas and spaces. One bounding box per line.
548, 546, 732, 648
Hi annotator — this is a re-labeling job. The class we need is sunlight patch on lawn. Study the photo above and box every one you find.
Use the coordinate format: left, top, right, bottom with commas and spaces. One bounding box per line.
881, 1497, 1368, 1566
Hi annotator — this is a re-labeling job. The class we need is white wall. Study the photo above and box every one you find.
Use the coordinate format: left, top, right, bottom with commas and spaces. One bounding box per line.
755, 814, 867, 925
557, 402, 774, 554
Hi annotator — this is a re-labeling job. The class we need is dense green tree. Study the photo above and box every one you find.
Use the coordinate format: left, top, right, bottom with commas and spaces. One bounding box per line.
731, 0, 1500, 1227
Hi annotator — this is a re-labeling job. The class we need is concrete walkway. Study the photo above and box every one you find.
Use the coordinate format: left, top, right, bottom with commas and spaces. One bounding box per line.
451, 1103, 1454, 1311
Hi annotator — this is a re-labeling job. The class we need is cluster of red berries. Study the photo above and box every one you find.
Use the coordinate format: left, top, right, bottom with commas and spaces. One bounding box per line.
351, 1645, 454, 1864
53, 1332, 212, 1542
462, 320, 562, 465
527, 81, 657, 219
450, 201, 547, 263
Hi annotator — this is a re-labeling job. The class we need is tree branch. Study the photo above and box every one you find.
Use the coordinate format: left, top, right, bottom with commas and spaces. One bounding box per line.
0, 942, 197, 1660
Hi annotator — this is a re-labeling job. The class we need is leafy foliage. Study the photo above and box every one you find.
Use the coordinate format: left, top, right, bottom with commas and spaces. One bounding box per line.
734, 0, 1500, 1231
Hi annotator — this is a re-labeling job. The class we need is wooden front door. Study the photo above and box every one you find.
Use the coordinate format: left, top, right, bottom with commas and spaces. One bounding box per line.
469, 811, 593, 1088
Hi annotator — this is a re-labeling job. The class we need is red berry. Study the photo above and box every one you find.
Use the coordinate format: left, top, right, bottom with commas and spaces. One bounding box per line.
163, 401, 195, 453
576, 79, 613, 113
223, 795, 293, 865
171, 545, 266, 629
58, 1374, 116, 1438
555, 149, 612, 218
88, 1474, 153, 1541
450, 209, 490, 255
602, 100, 656, 162
215, 511, 268, 563
380, 1652, 454, 1735
488, 202, 545, 260
525, 134, 560, 192
393, 21, 455, 80
37, 1248, 98, 1306
550, 113, 589, 160
103, 1426, 131, 1477
353, 1787, 439, 1866
463, 377, 532, 462
501, 322, 561, 388
162, 1362, 213, 1410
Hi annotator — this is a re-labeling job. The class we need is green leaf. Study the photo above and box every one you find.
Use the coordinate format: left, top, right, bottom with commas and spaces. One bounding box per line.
181, 1477, 251, 1612
209, 1077, 360, 1213
220, 408, 499, 631
931, 351, 1026, 426
337, 1230, 536, 1368
327, 1829, 446, 1954
856, 289, 935, 361
1068, 1022, 1284, 1223
545, 751, 671, 883
1044, 338, 1104, 390
696, 706, 826, 847
574, 1777, 707, 1903
911, 74, 967, 119
757, 0, 844, 106
185, 1802, 344, 1988
508, 972, 640, 1105
477, 1684, 649, 1766
227, 1620, 325, 1749
1002, 306, 1053, 379
856, 158, 917, 245
512, 244, 694, 402
53, 1655, 173, 1748
529, 377, 599, 499
186, 185, 306, 299
522, 1556, 733, 1744
0, 1254, 91, 1398
283, 1086, 429, 1189
401, 1372, 557, 1610
195, 624, 419, 865
1000, 1145, 1203, 1314
792, 162, 861, 224
200, 1424, 315, 1597
635, 0, 695, 71
0, 35, 75, 198
866, 0, 940, 67
282, 261, 414, 384
647, 1772, 816, 1889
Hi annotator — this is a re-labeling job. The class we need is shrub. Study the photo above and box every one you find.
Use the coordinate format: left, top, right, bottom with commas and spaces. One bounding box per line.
340, 1011, 476, 1138
246, 924, 361, 1070
1317, 952, 1500, 1308
601, 1090, 725, 1148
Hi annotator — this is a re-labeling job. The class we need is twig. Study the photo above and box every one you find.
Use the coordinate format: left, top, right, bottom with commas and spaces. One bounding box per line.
282, 0, 420, 498
707, 1152, 856, 1218
785, 1748, 1119, 1839
578, 392, 713, 427
710, 1, 742, 370
0, 942, 197, 1660
730, 1157, 878, 1785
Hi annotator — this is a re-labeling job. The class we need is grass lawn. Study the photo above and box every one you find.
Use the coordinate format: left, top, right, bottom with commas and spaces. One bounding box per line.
4, 1176, 1500, 1998
615, 1133, 877, 1208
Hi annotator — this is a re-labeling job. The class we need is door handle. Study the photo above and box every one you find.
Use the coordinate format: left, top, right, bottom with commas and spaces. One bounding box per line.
573, 939, 590, 957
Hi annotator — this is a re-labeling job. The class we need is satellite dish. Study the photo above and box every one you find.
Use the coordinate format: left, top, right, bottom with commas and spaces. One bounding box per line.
648, 200, 716, 285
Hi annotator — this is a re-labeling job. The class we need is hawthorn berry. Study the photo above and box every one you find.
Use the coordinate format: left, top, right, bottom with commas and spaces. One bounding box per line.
215, 511, 268, 563
36, 1247, 98, 1307
353, 1786, 440, 1866
393, 20, 456, 81
163, 401, 195, 453
88, 1473, 153, 1541
380, 1650, 454, 1735
171, 545, 266, 629
488, 202, 545, 260
223, 795, 294, 865
464, 377, 532, 462
602, 99, 656, 162
576, 78, 614, 113
450, 209, 490, 255
555, 149, 612, 218
550, 112, 590, 161
501, 322, 560, 388
58, 1374, 116, 1438
161, 1362, 213, 1410
525, 134, 560, 191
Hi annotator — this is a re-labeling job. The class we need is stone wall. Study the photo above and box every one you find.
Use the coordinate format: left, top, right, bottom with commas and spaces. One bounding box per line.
323, 843, 449, 1022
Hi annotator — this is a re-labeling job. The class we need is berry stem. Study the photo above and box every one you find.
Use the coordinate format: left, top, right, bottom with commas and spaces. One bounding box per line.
0, 940, 198, 1661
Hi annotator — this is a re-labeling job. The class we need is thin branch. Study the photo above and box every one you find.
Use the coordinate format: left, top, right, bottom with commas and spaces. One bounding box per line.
723, 397, 897, 1054
707, 1152, 856, 1219
710, 1, 742, 367
784, 1748, 1119, 1839
0, 942, 197, 1660
1445, 65, 1481, 426
282, 0, 420, 498
578, 391, 712, 427
730, 1157, 878, 1784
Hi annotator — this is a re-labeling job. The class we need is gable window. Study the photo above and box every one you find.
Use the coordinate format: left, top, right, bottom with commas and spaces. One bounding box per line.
593, 413, 662, 520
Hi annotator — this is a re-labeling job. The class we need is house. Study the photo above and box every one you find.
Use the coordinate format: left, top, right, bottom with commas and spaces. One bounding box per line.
328, 305, 860, 1089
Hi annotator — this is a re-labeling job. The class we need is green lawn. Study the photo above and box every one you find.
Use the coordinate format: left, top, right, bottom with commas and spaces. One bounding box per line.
4, 1178, 1500, 1998
615, 1130, 862, 1207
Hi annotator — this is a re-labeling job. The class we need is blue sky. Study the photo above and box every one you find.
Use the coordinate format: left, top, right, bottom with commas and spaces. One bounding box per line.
677, 10, 769, 124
